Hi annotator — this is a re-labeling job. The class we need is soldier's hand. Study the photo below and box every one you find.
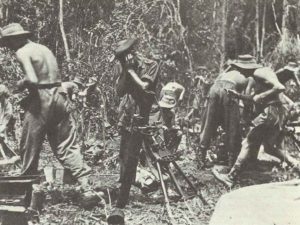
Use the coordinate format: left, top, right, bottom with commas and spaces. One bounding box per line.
16, 79, 34, 91
125, 54, 136, 69
253, 95, 263, 103
162, 125, 168, 131
16, 79, 26, 91
226, 89, 238, 96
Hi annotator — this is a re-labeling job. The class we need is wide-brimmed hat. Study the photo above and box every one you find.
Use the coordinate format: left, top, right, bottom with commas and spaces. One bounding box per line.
0, 23, 31, 41
86, 77, 97, 87
284, 61, 299, 72
114, 38, 137, 57
158, 91, 177, 109
73, 77, 85, 86
230, 55, 262, 70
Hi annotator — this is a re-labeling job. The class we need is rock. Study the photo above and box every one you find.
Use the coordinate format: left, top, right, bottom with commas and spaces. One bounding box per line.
210, 180, 300, 225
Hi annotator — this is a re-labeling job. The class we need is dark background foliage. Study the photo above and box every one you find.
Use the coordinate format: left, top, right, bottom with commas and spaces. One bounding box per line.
0, 0, 300, 137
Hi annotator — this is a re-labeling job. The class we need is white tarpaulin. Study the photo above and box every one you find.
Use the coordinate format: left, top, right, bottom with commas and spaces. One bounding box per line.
209, 179, 300, 225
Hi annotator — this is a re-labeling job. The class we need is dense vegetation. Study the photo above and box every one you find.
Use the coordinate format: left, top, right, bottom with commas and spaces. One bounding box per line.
1, 0, 300, 136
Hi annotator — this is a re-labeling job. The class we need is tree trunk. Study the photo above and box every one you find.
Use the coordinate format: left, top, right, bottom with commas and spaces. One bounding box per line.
271, 0, 299, 67
59, 0, 71, 61
0, 0, 3, 22
280, 0, 298, 54
212, 0, 217, 23
220, 0, 227, 71
282, 0, 289, 44
281, 0, 297, 41
255, 0, 260, 61
260, 0, 266, 58
272, 0, 282, 35
0, 0, 8, 26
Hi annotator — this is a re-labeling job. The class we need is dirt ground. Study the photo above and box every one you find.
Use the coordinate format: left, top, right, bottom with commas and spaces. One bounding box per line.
35, 134, 299, 225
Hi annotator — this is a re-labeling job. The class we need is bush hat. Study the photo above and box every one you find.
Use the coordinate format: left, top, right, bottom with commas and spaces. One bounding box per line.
73, 77, 85, 86
0, 23, 31, 40
230, 55, 262, 70
284, 61, 299, 72
158, 91, 177, 109
114, 38, 137, 57
86, 77, 98, 87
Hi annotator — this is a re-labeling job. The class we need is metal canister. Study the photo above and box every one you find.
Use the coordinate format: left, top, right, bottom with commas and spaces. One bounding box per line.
29, 186, 45, 212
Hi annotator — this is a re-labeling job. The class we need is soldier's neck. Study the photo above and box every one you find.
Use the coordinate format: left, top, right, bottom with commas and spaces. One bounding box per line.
13, 40, 30, 51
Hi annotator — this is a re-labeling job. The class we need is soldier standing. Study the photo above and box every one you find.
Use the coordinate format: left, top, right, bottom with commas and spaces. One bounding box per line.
157, 81, 185, 152
213, 62, 300, 188
197, 55, 258, 169
0, 23, 91, 186
111, 38, 160, 212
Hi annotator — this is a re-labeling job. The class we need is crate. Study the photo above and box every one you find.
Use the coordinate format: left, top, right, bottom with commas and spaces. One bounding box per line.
0, 176, 39, 212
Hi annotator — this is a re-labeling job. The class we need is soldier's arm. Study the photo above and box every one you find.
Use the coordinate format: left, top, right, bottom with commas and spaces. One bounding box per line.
245, 77, 255, 96
128, 69, 149, 90
128, 61, 159, 91
279, 93, 294, 107
252, 67, 285, 103
16, 50, 38, 84
292, 72, 300, 87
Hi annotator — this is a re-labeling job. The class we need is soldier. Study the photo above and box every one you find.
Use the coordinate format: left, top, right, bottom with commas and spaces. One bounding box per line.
111, 38, 160, 212
0, 23, 91, 186
213, 59, 300, 188
158, 81, 185, 152
276, 61, 300, 87
258, 62, 299, 160
196, 55, 258, 169
62, 76, 85, 102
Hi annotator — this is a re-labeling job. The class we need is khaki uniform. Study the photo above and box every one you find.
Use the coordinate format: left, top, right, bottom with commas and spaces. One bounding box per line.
20, 86, 91, 180
115, 57, 159, 208
199, 79, 242, 164
233, 100, 289, 170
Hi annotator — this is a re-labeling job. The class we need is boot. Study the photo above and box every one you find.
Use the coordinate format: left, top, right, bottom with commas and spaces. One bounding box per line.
212, 166, 239, 189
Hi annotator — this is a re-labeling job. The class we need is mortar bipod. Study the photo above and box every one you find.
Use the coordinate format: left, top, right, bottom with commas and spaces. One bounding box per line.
140, 125, 207, 204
